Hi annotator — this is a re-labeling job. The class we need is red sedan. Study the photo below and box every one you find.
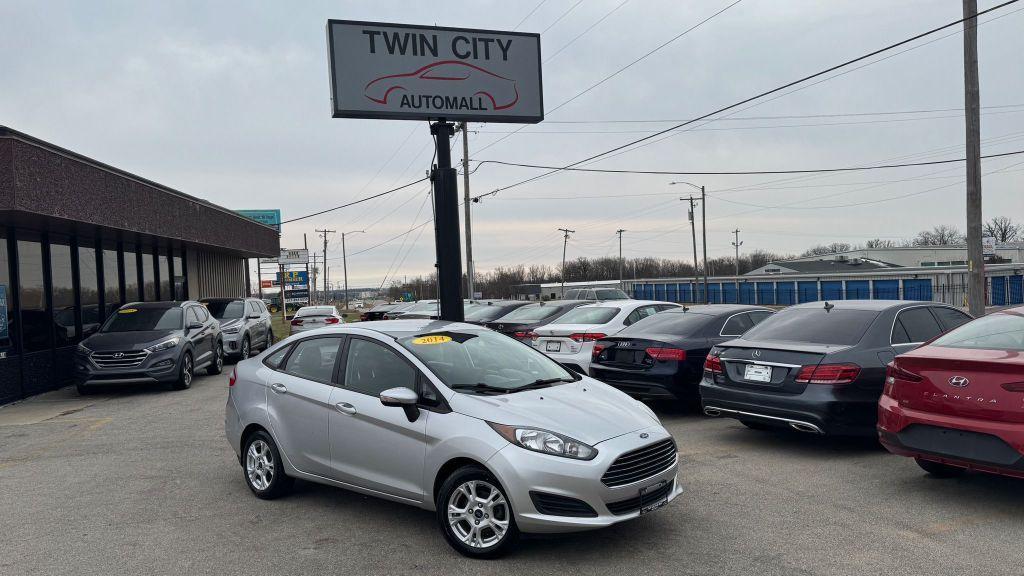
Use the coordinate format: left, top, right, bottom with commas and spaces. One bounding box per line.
879, 306, 1024, 479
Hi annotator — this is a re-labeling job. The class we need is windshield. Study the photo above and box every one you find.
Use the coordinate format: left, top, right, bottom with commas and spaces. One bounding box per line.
741, 308, 879, 346
496, 304, 566, 323
399, 330, 574, 393
465, 304, 518, 321
620, 311, 712, 335
407, 301, 439, 313
596, 289, 629, 300
102, 307, 183, 332
550, 307, 619, 325
203, 300, 244, 320
932, 313, 1024, 351
390, 302, 416, 313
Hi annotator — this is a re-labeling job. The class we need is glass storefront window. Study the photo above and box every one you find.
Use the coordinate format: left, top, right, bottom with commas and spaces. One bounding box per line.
158, 248, 170, 301
50, 237, 78, 346
123, 243, 139, 302
79, 240, 100, 337
103, 242, 121, 317
172, 252, 185, 300
0, 232, 12, 349
18, 234, 49, 352
142, 245, 156, 301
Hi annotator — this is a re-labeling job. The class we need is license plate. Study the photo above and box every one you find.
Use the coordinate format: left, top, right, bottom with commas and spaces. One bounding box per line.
744, 363, 772, 382
639, 481, 669, 515
545, 341, 561, 352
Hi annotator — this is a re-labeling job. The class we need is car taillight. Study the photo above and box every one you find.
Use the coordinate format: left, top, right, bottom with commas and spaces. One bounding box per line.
796, 363, 861, 385
325, 317, 340, 324
592, 344, 606, 360
290, 318, 303, 326
1001, 382, 1024, 392
646, 347, 686, 361
704, 355, 723, 374
228, 367, 237, 387
360, 314, 368, 321
514, 331, 538, 340
570, 332, 607, 343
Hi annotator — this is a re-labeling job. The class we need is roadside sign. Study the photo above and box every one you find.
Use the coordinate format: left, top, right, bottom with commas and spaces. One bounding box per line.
983, 236, 997, 256
0, 285, 8, 340
278, 249, 309, 265
327, 20, 543, 123
260, 279, 274, 289
236, 209, 281, 232
279, 270, 308, 285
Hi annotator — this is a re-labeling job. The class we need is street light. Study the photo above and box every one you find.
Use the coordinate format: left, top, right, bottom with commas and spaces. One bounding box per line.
341, 230, 364, 311
670, 181, 708, 304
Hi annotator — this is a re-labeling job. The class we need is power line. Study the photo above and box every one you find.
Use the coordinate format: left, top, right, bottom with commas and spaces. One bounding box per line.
513, 0, 547, 30
473, 0, 1020, 201
543, 0, 631, 64
472, 149, 1024, 176
279, 177, 430, 224
541, 0, 585, 34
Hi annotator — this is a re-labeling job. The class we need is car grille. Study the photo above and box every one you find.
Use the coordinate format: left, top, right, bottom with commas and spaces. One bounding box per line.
91, 350, 149, 369
606, 480, 675, 515
601, 438, 677, 487
529, 492, 598, 518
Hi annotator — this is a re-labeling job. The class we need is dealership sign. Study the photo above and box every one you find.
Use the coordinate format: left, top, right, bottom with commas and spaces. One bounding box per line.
327, 20, 543, 123
236, 209, 281, 232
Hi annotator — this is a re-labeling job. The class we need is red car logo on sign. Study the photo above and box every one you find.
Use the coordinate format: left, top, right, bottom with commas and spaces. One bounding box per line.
364, 60, 520, 111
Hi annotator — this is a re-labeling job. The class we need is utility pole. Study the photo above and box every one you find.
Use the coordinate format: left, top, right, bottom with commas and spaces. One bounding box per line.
732, 229, 743, 304
558, 228, 574, 297
303, 233, 311, 307
459, 121, 476, 300
316, 229, 335, 305
683, 196, 699, 303
310, 253, 319, 304
701, 185, 708, 304
963, 0, 985, 316
616, 229, 626, 284
340, 230, 364, 312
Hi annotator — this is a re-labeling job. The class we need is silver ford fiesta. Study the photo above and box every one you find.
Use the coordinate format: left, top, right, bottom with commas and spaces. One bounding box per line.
224, 319, 681, 558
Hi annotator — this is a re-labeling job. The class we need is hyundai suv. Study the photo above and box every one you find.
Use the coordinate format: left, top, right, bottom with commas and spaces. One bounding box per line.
75, 301, 224, 394
201, 297, 274, 361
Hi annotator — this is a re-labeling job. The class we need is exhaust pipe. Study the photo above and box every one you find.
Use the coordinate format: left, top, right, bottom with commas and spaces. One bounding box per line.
703, 407, 722, 417
788, 422, 823, 434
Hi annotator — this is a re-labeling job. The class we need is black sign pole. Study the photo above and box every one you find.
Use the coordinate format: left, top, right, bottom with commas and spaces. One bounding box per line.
430, 119, 464, 322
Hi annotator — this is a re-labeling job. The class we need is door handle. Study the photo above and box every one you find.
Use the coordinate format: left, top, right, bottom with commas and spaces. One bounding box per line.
270, 383, 288, 394
335, 402, 357, 415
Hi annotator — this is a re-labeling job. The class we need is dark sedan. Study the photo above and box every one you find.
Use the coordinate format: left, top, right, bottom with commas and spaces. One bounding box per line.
701, 300, 972, 436
484, 300, 592, 343
360, 303, 399, 322
462, 300, 533, 325
590, 305, 773, 404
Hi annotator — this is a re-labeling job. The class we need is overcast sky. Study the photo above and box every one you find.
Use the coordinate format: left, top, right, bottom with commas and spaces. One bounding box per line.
2, 0, 1022, 289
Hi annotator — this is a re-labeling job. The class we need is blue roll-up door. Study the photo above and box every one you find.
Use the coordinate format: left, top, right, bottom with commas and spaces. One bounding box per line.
776, 282, 795, 305
666, 283, 679, 302
993, 277, 1007, 306
873, 279, 899, 300
1010, 276, 1023, 305
722, 283, 737, 304
643, 284, 655, 300
903, 279, 933, 301
845, 280, 870, 299
740, 283, 756, 304
821, 281, 843, 300
708, 283, 722, 304
798, 281, 818, 303
757, 282, 776, 305
680, 283, 693, 303
654, 283, 666, 301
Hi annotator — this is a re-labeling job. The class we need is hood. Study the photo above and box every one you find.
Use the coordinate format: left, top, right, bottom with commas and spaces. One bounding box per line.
83, 330, 177, 352
217, 318, 243, 329
448, 378, 658, 445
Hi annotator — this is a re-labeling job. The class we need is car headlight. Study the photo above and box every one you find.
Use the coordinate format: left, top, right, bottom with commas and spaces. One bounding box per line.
488, 422, 597, 460
76, 343, 92, 355
145, 337, 181, 353
222, 326, 240, 334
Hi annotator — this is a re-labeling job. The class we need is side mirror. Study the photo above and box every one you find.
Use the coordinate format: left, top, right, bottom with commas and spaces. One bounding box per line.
187, 321, 203, 331
380, 387, 420, 422
247, 314, 260, 320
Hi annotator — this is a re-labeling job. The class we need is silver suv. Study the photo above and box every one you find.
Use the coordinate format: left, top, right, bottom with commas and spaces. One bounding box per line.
225, 320, 680, 558
200, 298, 273, 360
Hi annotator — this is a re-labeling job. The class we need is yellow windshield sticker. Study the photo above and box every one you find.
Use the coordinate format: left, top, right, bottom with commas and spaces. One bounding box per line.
412, 335, 452, 345
118, 308, 138, 314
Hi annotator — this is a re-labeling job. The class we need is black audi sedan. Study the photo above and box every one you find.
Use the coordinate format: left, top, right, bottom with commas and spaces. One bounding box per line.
484, 300, 592, 343
700, 300, 972, 436
590, 305, 774, 404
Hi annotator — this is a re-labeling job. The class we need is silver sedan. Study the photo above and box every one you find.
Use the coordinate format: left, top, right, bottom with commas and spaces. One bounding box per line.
225, 320, 681, 558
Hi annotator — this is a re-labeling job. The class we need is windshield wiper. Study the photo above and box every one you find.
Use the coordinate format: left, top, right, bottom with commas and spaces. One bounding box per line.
512, 377, 576, 391
449, 383, 514, 395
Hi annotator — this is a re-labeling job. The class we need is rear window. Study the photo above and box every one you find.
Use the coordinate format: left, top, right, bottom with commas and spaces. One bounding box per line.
497, 304, 565, 323
741, 308, 879, 346
619, 311, 712, 335
407, 301, 439, 313
595, 289, 629, 300
297, 306, 336, 318
931, 313, 1024, 351
550, 307, 619, 325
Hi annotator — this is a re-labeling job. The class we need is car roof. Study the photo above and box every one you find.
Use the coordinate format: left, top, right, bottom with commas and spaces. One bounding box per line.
298, 319, 482, 339
122, 301, 193, 309
575, 299, 668, 309
660, 304, 773, 315
199, 297, 245, 303
788, 299, 940, 311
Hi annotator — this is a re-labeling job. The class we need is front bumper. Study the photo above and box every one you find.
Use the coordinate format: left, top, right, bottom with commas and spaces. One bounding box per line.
221, 330, 244, 355
878, 394, 1024, 478
485, 425, 681, 534
700, 376, 879, 436
74, 350, 181, 387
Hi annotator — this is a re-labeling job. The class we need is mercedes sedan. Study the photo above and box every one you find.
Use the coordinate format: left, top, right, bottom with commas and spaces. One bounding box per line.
225, 320, 681, 558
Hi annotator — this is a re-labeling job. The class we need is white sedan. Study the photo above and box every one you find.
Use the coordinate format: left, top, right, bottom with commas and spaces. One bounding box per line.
532, 300, 681, 374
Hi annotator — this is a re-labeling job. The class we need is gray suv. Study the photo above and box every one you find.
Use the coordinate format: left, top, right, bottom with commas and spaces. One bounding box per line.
201, 298, 274, 361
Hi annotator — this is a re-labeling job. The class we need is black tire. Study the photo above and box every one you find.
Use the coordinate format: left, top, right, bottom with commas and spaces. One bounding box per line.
76, 383, 95, 395
916, 458, 966, 478
436, 465, 519, 559
171, 352, 193, 390
242, 430, 294, 499
265, 330, 274, 349
207, 341, 224, 375
239, 335, 251, 360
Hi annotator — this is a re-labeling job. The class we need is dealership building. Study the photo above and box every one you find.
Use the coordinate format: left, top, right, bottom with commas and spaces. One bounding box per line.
0, 127, 279, 404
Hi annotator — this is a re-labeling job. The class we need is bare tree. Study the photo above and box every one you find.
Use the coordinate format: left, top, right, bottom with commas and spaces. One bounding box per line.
864, 238, 897, 248
800, 242, 852, 257
913, 225, 965, 246
983, 216, 1021, 242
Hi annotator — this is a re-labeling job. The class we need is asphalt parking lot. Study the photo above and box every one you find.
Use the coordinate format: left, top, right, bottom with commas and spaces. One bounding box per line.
2, 372, 1022, 576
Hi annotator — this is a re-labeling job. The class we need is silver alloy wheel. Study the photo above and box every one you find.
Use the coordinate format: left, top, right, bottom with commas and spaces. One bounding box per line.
215, 344, 223, 370
182, 356, 193, 386
246, 439, 275, 491
240, 337, 250, 359
447, 480, 510, 549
